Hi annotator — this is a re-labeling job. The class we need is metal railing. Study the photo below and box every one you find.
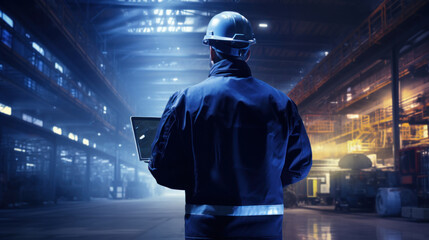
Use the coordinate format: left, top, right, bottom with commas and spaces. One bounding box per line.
289, 0, 427, 105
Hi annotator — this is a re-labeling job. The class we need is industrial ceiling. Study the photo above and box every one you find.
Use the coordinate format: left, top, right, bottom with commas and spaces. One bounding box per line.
72, 0, 379, 116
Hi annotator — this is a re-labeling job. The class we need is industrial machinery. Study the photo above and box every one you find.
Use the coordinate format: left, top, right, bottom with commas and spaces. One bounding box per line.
398, 146, 429, 206
329, 154, 392, 211
374, 146, 429, 218
326, 151, 428, 218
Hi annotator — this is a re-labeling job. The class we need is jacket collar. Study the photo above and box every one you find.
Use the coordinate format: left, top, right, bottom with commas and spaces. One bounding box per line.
208, 58, 252, 78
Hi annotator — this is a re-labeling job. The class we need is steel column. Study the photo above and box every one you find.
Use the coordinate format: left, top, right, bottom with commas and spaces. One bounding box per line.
85, 151, 91, 201
49, 139, 57, 203
391, 45, 400, 170
113, 144, 121, 199
0, 126, 4, 207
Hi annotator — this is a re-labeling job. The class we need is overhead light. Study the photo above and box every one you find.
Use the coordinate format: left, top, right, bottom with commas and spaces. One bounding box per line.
14, 147, 25, 152
68, 132, 78, 141
172, 77, 178, 81
166, 9, 172, 15
168, 17, 174, 25
0, 103, 12, 116
182, 26, 193, 32
184, 18, 194, 25
347, 114, 359, 119
324, 51, 329, 56
259, 23, 268, 28
32, 42, 45, 56
177, 47, 180, 50
83, 138, 89, 146
62, 158, 72, 163
52, 126, 62, 135
55, 62, 63, 73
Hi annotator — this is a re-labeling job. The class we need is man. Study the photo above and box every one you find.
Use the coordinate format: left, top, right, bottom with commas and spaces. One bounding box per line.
149, 11, 312, 240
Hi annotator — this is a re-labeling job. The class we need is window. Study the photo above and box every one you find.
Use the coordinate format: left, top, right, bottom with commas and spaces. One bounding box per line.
71, 88, 80, 99
55, 62, 63, 73
32, 42, 44, 56
0, 11, 14, 28
22, 113, 43, 127
22, 113, 32, 123
31, 54, 44, 72
33, 118, 43, 127
57, 76, 63, 86
25, 77, 36, 91
1, 29, 12, 48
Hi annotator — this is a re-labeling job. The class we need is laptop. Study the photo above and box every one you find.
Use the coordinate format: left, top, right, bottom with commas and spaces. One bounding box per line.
130, 117, 161, 163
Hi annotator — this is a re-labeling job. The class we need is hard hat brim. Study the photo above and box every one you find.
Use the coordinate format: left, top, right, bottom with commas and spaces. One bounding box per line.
202, 35, 256, 46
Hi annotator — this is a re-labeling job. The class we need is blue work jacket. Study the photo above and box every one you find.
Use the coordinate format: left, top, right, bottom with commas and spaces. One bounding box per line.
149, 58, 312, 239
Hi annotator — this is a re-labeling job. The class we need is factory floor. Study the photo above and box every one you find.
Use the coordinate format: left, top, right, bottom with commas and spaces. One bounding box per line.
0, 194, 428, 240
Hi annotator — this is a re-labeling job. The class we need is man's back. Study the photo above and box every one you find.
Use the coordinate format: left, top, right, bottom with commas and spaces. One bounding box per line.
184, 59, 289, 206
150, 58, 312, 239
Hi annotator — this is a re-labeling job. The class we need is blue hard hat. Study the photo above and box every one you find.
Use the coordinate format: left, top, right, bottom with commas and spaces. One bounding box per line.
203, 11, 256, 47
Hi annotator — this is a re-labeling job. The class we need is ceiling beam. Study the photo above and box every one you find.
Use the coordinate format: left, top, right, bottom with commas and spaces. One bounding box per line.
81, 0, 370, 25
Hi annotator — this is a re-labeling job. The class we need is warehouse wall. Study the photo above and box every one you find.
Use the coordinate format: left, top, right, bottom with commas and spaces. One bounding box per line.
0, 7, 159, 208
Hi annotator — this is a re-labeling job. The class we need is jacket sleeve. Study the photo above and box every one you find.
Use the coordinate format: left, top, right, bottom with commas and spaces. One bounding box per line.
281, 99, 312, 187
149, 91, 190, 190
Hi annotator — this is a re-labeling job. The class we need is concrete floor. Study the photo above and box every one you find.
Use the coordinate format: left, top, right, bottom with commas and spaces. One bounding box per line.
0, 195, 428, 240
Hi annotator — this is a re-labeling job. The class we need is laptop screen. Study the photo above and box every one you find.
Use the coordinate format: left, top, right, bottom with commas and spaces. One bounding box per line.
130, 117, 160, 162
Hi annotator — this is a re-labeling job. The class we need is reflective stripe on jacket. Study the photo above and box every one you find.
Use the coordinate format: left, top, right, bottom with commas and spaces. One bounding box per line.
149, 58, 312, 239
